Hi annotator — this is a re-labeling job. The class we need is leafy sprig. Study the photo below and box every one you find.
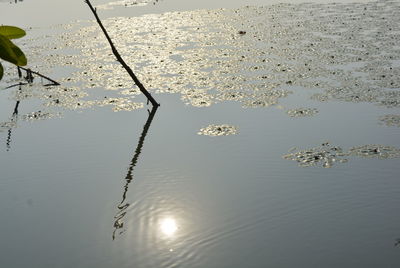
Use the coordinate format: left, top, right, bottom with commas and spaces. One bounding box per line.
0, 25, 27, 80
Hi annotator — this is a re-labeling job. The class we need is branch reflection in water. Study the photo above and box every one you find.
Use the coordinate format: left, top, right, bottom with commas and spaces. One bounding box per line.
5, 85, 22, 151
112, 105, 158, 240
6, 100, 20, 151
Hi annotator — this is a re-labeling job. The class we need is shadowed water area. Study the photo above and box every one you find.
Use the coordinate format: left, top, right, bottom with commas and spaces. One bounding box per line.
1, 0, 400, 267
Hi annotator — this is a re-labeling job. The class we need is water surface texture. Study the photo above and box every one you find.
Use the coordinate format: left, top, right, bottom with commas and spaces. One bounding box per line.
1, 0, 400, 267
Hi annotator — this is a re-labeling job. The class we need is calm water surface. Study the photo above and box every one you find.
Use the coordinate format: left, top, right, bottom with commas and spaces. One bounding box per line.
1, 0, 400, 267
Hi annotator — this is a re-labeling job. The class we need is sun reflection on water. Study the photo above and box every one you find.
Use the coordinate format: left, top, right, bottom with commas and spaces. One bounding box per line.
160, 218, 178, 237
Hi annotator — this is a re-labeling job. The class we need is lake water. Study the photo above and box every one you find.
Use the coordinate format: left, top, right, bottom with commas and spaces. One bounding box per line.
1, 0, 400, 267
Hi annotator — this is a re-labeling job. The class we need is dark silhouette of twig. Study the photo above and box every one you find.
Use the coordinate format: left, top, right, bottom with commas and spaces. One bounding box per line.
113, 105, 159, 240
17, 66, 60, 85
6, 128, 13, 151
85, 0, 160, 106
17, 66, 22, 78
12, 100, 20, 116
3, 67, 59, 90
4, 82, 28, 89
85, 0, 159, 107
6, 87, 21, 151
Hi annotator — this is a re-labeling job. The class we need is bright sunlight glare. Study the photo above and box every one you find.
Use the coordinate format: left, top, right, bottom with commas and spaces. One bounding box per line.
160, 218, 178, 236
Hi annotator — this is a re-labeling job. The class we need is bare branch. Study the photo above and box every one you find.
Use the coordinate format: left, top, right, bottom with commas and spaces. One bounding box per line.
85, 0, 159, 107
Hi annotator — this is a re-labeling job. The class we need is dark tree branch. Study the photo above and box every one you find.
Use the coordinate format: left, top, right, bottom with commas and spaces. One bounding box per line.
85, 0, 160, 107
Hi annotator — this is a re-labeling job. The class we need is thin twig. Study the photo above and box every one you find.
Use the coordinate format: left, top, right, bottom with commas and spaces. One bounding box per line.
85, 0, 159, 107
5, 82, 28, 89
17, 66, 60, 85
17, 66, 22, 78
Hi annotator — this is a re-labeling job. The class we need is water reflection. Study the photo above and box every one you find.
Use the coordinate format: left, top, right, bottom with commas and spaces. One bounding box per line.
113, 105, 158, 240
160, 217, 178, 237
6, 100, 20, 151
3, 84, 22, 151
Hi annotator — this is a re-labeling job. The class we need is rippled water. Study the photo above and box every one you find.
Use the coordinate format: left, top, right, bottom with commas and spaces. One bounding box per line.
1, 0, 400, 267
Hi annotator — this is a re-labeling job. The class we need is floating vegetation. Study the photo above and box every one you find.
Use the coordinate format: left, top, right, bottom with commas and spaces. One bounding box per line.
287, 108, 318, 117
198, 124, 238, 136
21, 111, 59, 121
111, 101, 144, 112
92, 98, 144, 111
283, 142, 347, 168
216, 91, 247, 101
379, 114, 400, 127
284, 142, 400, 168
242, 99, 275, 108
97, 0, 161, 9
0, 121, 17, 132
120, 89, 140, 96
348, 145, 400, 159
33, 0, 398, 111
242, 90, 293, 108
1, 0, 400, 133
181, 90, 214, 107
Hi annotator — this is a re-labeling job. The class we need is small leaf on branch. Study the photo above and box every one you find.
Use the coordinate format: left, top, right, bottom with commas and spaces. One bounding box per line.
0, 34, 27, 66
0, 26, 26, 39
0, 62, 3, 80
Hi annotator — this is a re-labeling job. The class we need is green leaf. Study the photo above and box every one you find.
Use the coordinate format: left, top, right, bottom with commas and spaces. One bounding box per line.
0, 62, 3, 80
0, 34, 27, 66
0, 26, 26, 39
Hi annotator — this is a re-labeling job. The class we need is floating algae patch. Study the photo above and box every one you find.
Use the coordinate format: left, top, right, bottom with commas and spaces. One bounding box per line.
347, 145, 400, 159
198, 124, 238, 136
284, 142, 400, 168
242, 89, 293, 108
40, 0, 399, 111
379, 114, 400, 127
97, 0, 162, 10
120, 89, 141, 96
287, 107, 319, 117
1, 0, 400, 130
110, 101, 144, 112
242, 99, 275, 108
88, 98, 144, 111
0, 121, 17, 132
216, 91, 247, 102
181, 89, 214, 107
283, 142, 347, 168
21, 111, 60, 121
